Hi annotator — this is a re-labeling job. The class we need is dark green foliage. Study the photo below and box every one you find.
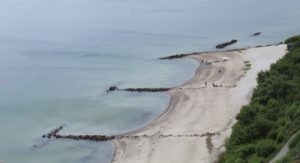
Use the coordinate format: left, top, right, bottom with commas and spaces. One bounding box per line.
220, 38, 300, 163
247, 155, 265, 163
285, 35, 300, 44
277, 132, 300, 162
293, 41, 300, 49
255, 139, 277, 156
289, 132, 300, 149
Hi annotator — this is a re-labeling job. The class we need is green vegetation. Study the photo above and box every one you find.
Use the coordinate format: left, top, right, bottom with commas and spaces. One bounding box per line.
220, 36, 300, 163
276, 132, 300, 163
289, 132, 300, 149
244, 61, 251, 71
285, 35, 300, 44
292, 41, 300, 49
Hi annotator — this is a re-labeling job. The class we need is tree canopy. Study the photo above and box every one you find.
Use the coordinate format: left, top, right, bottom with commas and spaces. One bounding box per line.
220, 36, 300, 163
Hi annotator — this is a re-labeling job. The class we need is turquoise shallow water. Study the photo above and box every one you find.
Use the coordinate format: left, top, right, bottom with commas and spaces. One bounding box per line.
0, 0, 300, 162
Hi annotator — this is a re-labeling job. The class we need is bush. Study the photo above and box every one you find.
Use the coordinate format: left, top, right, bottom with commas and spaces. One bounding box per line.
289, 132, 300, 149
277, 134, 300, 162
255, 139, 278, 156
293, 41, 300, 49
220, 35, 300, 163
276, 128, 286, 143
247, 155, 265, 163
285, 35, 300, 44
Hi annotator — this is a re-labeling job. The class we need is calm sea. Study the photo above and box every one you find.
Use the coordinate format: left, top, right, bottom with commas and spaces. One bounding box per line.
0, 0, 300, 162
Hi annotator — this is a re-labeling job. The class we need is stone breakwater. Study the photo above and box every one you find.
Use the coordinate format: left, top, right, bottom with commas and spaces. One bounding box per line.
42, 126, 63, 139
251, 32, 262, 36
159, 52, 202, 60
106, 84, 238, 93
106, 86, 171, 93
55, 134, 115, 141
216, 39, 238, 49
43, 126, 221, 142
159, 43, 284, 60
159, 48, 246, 60
43, 126, 115, 141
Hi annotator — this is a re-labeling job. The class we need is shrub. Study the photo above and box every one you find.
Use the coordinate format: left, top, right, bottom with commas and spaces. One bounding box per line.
255, 139, 278, 156
220, 35, 300, 163
247, 155, 265, 163
285, 35, 300, 44
289, 132, 300, 149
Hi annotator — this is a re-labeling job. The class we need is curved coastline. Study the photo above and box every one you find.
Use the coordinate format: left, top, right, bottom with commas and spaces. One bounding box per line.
110, 49, 244, 162
110, 61, 196, 162
110, 58, 200, 163
110, 44, 287, 163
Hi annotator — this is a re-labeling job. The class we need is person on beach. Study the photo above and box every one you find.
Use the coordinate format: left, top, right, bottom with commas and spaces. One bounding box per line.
205, 81, 207, 87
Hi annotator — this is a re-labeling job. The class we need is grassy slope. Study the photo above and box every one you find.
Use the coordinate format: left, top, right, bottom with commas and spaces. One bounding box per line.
219, 36, 300, 163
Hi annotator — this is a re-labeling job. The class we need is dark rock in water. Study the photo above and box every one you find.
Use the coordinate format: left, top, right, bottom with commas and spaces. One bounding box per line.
216, 40, 237, 49
44, 126, 63, 139
159, 48, 249, 60
106, 85, 118, 92
159, 53, 191, 60
106, 85, 171, 93
123, 87, 170, 92
252, 32, 262, 36
54, 134, 116, 142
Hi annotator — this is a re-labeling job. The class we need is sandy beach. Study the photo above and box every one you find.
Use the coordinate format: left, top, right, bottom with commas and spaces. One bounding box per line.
111, 45, 287, 163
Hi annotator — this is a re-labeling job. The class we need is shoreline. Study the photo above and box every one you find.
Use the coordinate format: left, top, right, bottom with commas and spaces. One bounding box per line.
159, 42, 283, 60
111, 50, 242, 163
110, 45, 287, 163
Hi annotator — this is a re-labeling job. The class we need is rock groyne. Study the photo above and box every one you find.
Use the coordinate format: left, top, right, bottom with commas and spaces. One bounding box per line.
216, 39, 237, 49
106, 86, 171, 93
250, 32, 262, 36
42, 126, 63, 139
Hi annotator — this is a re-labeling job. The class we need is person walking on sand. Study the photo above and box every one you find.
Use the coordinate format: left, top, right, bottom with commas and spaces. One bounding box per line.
205, 81, 207, 87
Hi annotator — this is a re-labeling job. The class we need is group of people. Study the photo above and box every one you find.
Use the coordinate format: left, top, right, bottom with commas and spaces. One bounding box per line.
212, 83, 222, 87
204, 81, 223, 88
200, 59, 208, 63
204, 82, 236, 88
